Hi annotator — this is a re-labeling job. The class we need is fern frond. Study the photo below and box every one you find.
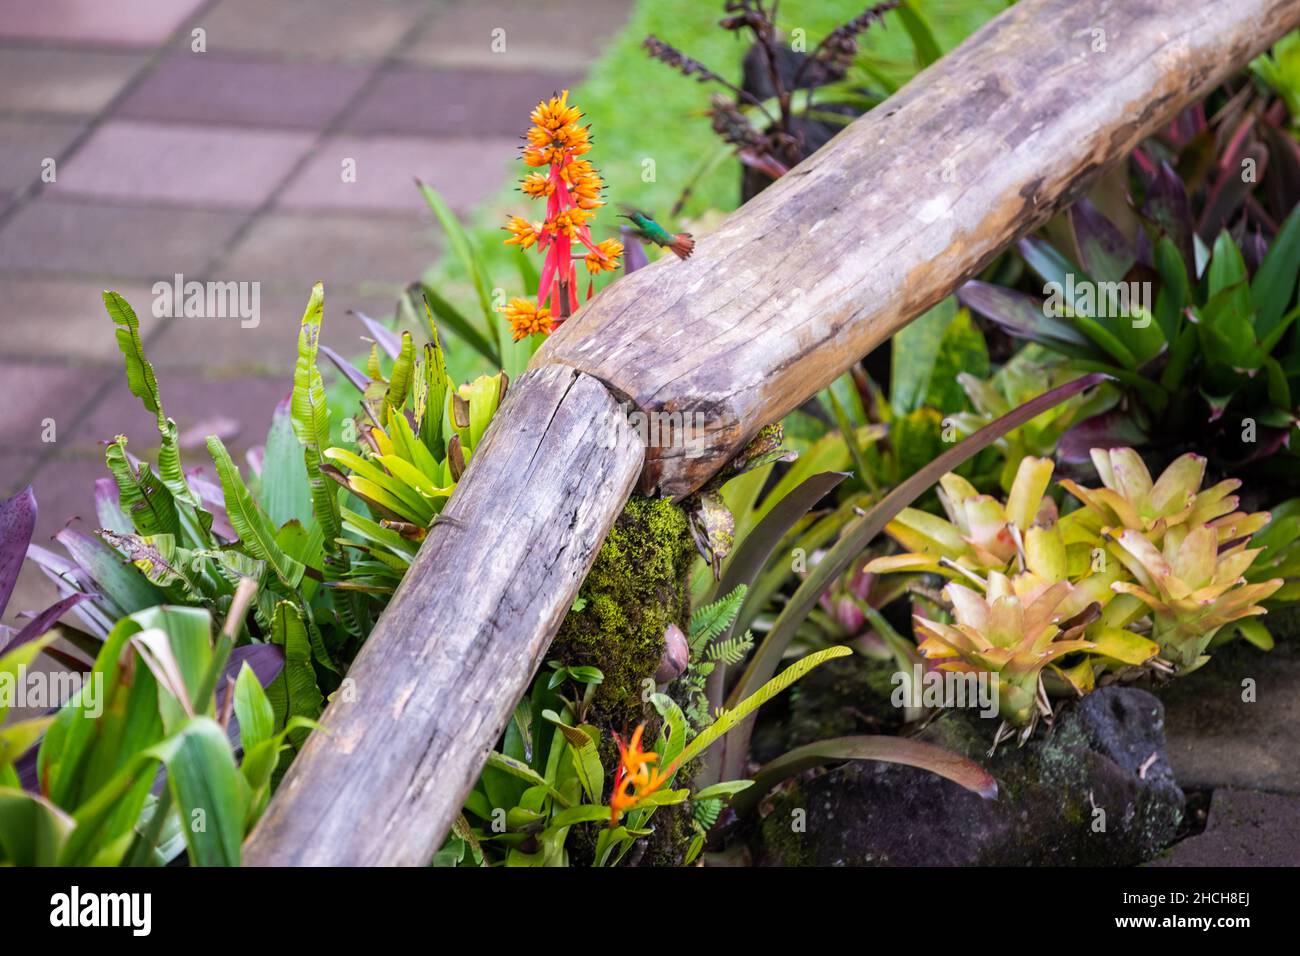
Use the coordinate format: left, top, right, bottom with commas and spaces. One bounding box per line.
706, 629, 754, 666
689, 584, 748, 652
692, 798, 722, 829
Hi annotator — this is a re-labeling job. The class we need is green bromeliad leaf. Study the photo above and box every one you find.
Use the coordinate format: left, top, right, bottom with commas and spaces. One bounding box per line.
264, 600, 324, 748
207, 436, 305, 590
103, 292, 209, 541
289, 283, 342, 547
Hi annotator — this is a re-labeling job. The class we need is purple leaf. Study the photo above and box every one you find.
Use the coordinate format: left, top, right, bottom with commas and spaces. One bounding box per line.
349, 310, 402, 359
1057, 409, 1150, 464
320, 344, 372, 394
3, 593, 89, 654
1140, 161, 1194, 267
214, 643, 286, 715
957, 281, 1091, 352
0, 486, 36, 619
620, 227, 649, 274
1069, 198, 1136, 284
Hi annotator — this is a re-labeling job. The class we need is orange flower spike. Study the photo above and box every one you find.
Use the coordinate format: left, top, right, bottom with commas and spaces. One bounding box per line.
608, 724, 679, 825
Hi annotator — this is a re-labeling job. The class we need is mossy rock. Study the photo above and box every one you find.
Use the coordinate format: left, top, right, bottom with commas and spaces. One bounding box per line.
755, 687, 1184, 866
553, 494, 695, 732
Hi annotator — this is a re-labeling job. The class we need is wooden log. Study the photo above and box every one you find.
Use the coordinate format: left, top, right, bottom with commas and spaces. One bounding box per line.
243, 365, 644, 866
537, 0, 1300, 498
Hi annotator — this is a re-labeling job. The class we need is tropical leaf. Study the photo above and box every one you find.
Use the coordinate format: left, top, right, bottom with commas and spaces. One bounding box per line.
730, 735, 998, 817
207, 437, 305, 590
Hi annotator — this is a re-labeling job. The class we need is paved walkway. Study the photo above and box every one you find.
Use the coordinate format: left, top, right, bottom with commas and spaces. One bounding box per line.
0, 0, 632, 616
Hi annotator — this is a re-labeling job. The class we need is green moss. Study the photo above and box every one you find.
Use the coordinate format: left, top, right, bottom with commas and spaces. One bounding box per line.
554, 495, 694, 731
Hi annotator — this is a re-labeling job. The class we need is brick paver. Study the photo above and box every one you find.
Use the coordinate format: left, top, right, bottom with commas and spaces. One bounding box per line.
276, 133, 517, 213
58, 120, 316, 207
0, 0, 209, 46
0, 0, 634, 632
116, 54, 376, 129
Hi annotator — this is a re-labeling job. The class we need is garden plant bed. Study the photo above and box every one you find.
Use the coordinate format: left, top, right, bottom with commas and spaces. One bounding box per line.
2, 0, 1300, 889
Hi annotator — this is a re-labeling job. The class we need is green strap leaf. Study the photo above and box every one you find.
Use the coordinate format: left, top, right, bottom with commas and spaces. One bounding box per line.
207, 436, 305, 589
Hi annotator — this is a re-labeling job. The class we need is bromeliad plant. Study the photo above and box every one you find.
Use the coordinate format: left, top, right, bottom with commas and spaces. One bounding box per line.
642, 0, 945, 208
318, 302, 505, 594
440, 644, 852, 867
0, 580, 310, 866
959, 160, 1300, 474
865, 446, 1283, 731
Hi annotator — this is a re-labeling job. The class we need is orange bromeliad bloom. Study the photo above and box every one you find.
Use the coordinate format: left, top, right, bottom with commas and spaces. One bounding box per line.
585, 238, 623, 274
504, 90, 621, 337
500, 298, 552, 341
608, 724, 677, 825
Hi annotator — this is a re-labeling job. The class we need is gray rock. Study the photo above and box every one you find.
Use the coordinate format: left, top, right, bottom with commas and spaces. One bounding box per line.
756, 687, 1184, 866
1150, 788, 1300, 866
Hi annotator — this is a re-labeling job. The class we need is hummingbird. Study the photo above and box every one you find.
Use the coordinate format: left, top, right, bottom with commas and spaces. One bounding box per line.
617, 205, 695, 260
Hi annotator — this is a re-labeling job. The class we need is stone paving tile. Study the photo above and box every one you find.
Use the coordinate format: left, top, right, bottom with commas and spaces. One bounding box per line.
0, 360, 111, 454
276, 133, 516, 214
0, 0, 208, 46
0, 117, 84, 200
65, 373, 290, 487
115, 52, 375, 129
0, 48, 148, 114
145, 282, 401, 376
56, 119, 314, 208
402, 0, 633, 71
342, 65, 582, 136
183, 0, 429, 62
1150, 788, 1300, 866
1160, 630, 1300, 795
0, 197, 247, 279
22, 451, 112, 544
217, 211, 436, 288
0, 277, 154, 363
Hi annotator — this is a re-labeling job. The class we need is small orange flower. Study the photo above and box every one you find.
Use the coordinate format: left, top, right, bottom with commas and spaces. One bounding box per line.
521, 146, 550, 168
503, 215, 542, 250
530, 89, 582, 131
559, 159, 595, 187
503, 89, 616, 334
499, 297, 552, 341
569, 171, 606, 210
609, 724, 678, 825
546, 208, 594, 241
520, 172, 554, 198
585, 238, 623, 274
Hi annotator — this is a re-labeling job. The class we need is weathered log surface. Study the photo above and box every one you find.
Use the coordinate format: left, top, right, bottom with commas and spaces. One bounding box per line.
537, 0, 1300, 498
243, 365, 643, 866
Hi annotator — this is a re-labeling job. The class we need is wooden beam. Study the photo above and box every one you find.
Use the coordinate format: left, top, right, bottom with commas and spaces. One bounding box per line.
243, 366, 643, 866
537, 0, 1300, 498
